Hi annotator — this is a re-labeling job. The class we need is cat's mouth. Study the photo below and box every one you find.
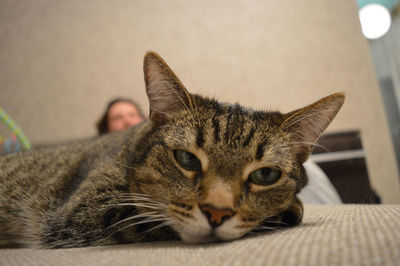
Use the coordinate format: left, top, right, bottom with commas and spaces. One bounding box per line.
169, 205, 251, 243
175, 217, 288, 243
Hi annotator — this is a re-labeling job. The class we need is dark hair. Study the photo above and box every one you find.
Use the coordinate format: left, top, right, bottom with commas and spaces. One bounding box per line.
96, 98, 145, 135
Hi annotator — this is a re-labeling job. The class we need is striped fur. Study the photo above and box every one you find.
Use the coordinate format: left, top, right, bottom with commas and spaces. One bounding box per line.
0, 52, 344, 248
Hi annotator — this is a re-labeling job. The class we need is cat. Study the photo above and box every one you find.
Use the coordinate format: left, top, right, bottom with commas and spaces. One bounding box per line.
0, 52, 344, 248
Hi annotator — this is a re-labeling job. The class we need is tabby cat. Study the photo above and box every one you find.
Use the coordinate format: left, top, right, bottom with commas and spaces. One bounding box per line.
0, 52, 344, 248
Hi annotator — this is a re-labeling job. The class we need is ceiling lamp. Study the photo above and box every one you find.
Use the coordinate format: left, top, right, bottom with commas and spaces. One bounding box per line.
358, 2, 394, 39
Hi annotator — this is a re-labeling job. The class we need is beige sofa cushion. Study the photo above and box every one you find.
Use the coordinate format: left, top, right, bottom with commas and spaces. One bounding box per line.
1, 205, 399, 265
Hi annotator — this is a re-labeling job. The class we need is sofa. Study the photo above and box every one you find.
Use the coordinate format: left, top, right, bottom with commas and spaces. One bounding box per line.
1, 205, 399, 265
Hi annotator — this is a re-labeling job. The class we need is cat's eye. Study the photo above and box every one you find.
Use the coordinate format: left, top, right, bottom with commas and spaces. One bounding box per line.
249, 167, 281, 186
174, 150, 201, 172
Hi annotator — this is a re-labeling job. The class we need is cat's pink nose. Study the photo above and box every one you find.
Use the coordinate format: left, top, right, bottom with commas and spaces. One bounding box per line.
199, 204, 235, 227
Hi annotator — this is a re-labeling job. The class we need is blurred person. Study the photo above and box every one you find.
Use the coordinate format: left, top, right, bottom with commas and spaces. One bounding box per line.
97, 98, 146, 135
299, 160, 343, 204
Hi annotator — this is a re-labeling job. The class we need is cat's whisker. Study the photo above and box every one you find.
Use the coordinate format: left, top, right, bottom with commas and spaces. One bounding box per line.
144, 220, 174, 234
263, 220, 289, 227
113, 192, 155, 198
109, 197, 166, 204
109, 193, 168, 204
105, 212, 165, 231
103, 199, 168, 210
253, 225, 280, 232
102, 194, 168, 212
274, 141, 329, 152
122, 194, 165, 201
246, 225, 281, 237
105, 203, 166, 210
107, 217, 170, 237
110, 198, 168, 208
115, 201, 167, 209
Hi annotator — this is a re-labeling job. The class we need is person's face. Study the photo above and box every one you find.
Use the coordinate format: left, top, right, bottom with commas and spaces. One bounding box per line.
107, 101, 144, 133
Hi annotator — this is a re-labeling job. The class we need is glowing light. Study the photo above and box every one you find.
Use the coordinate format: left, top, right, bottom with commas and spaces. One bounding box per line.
359, 4, 392, 39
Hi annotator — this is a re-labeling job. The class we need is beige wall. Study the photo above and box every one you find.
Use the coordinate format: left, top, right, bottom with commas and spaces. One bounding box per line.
0, 0, 399, 202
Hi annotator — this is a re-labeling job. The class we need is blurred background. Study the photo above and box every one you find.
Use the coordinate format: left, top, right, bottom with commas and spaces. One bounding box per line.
0, 0, 399, 203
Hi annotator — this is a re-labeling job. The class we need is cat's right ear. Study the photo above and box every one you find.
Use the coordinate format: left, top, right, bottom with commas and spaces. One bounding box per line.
143, 51, 194, 126
281, 93, 345, 163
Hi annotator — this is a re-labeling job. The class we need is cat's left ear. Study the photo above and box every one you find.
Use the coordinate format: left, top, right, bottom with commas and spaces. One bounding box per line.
143, 51, 194, 126
281, 93, 345, 163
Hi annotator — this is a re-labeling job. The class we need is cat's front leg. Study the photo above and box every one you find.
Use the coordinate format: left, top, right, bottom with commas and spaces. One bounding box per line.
263, 197, 304, 229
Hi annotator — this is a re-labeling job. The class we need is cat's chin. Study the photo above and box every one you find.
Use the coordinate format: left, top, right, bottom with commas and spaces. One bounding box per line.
178, 229, 247, 243
176, 223, 248, 243
178, 231, 218, 243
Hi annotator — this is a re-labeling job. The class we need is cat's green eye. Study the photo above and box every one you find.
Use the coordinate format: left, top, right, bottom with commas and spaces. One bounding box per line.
174, 150, 202, 172
249, 167, 282, 186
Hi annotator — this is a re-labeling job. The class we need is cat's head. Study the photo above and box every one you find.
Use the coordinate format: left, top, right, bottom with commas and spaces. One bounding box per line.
131, 51, 344, 243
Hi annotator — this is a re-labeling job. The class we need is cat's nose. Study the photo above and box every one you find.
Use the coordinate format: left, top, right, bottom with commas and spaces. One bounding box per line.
199, 204, 235, 227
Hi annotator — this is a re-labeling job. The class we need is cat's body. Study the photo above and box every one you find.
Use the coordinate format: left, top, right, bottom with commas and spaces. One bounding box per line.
0, 123, 179, 248
0, 52, 344, 248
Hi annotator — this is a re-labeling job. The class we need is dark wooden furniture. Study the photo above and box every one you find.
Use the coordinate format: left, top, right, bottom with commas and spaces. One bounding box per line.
311, 131, 381, 203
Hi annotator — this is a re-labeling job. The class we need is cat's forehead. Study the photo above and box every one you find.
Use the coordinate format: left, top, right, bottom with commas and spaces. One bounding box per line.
158, 102, 295, 178
161, 100, 290, 158
204, 99, 284, 125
